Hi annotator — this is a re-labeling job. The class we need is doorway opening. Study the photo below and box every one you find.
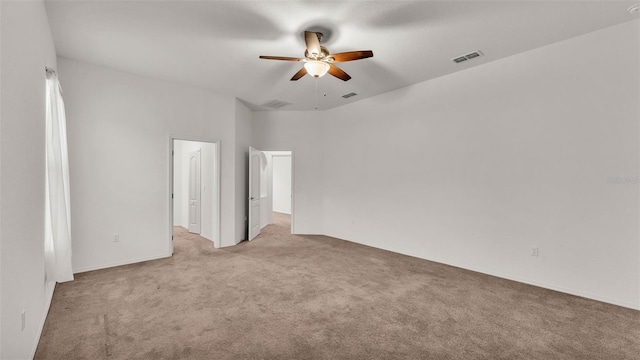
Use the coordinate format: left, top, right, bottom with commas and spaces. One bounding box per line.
169, 138, 220, 253
259, 150, 294, 234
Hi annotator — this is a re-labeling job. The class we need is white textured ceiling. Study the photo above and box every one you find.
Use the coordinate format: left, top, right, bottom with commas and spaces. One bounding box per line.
45, 1, 639, 111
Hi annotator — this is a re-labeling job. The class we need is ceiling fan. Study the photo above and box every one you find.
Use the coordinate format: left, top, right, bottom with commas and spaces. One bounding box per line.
259, 31, 373, 81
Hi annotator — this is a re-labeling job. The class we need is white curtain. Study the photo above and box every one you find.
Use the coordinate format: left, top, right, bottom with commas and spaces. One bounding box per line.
45, 69, 74, 283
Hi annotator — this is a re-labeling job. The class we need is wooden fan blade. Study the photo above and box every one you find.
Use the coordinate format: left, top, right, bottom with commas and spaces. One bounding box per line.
259, 56, 302, 61
304, 31, 321, 56
328, 50, 374, 63
328, 64, 351, 81
290, 67, 307, 81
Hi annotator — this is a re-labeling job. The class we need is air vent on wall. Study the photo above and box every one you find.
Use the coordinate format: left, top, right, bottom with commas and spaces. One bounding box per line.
261, 99, 292, 109
342, 92, 358, 99
452, 50, 483, 64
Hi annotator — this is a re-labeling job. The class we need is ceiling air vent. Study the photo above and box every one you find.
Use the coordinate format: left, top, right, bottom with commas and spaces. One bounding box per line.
342, 92, 358, 99
261, 99, 291, 109
452, 50, 483, 64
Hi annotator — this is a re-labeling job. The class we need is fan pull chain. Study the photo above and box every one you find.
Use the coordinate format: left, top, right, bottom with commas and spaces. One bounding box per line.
314, 78, 318, 110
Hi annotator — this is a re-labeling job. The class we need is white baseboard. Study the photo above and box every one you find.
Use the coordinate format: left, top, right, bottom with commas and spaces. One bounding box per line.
416, 252, 639, 310
327, 233, 640, 311
449, 261, 640, 310
73, 252, 171, 274
30, 281, 56, 359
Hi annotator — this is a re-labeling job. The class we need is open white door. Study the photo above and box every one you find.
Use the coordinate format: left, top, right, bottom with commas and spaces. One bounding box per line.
188, 149, 201, 234
248, 147, 261, 241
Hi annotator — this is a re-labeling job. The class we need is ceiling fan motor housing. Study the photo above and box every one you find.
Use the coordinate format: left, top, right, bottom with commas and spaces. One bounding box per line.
305, 46, 330, 60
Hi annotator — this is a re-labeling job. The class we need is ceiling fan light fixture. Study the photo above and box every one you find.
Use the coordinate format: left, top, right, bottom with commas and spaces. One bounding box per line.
304, 60, 330, 78
260, 31, 372, 82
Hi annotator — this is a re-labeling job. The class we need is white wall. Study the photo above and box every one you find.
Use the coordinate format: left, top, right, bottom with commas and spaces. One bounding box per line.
173, 140, 217, 244
253, 20, 640, 309
0, 1, 58, 358
321, 20, 640, 309
58, 57, 244, 271
272, 155, 292, 214
252, 112, 324, 234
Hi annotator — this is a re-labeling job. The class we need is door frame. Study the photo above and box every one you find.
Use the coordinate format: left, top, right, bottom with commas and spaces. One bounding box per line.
260, 149, 296, 234
168, 135, 221, 254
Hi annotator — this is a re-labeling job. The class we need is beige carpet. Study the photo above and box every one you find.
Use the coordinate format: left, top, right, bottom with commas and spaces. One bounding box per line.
36, 213, 639, 359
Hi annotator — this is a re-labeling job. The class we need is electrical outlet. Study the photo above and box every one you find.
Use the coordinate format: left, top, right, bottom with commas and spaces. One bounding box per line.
113, 234, 119, 242
21, 310, 26, 331
530, 246, 539, 257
